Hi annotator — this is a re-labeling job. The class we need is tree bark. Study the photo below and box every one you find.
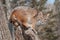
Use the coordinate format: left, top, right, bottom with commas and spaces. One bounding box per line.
25, 28, 40, 40
14, 26, 24, 40
14, 26, 40, 40
0, 0, 12, 40
5, 0, 12, 20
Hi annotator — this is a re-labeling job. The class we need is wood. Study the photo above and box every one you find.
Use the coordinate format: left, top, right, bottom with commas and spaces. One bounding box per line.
0, 1, 12, 40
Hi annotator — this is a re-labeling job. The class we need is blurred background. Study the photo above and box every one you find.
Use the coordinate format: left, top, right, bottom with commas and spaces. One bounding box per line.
0, 0, 60, 40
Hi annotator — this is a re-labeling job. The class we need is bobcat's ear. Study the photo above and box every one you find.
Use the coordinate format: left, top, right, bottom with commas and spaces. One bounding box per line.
37, 11, 44, 19
39, 12, 43, 18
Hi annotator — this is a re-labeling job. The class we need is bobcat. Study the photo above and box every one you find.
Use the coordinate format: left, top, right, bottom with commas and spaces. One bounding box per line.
9, 6, 50, 34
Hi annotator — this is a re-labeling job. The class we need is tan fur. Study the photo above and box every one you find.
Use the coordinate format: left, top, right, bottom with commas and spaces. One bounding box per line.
10, 6, 50, 34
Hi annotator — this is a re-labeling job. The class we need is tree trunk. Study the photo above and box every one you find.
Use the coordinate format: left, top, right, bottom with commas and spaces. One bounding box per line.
14, 26, 24, 40
25, 28, 40, 40
0, 0, 12, 40
5, 0, 12, 20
